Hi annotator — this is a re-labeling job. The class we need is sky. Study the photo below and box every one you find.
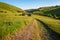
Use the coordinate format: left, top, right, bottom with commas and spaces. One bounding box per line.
0, 0, 60, 9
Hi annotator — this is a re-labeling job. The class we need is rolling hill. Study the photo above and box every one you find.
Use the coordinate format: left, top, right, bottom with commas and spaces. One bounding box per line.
25, 6, 60, 19
0, 2, 29, 38
0, 2, 25, 16
0, 2, 60, 40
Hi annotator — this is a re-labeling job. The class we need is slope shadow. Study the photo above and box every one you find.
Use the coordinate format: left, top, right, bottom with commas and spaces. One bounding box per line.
36, 19, 60, 40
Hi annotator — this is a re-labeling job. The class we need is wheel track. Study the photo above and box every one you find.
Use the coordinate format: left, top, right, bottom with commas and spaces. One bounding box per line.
2, 19, 42, 40
2, 19, 52, 40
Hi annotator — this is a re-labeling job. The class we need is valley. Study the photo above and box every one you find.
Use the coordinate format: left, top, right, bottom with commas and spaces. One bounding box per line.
0, 2, 60, 40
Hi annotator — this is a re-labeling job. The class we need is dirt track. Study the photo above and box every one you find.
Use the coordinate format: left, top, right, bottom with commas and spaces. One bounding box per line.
2, 19, 52, 40
2, 20, 42, 40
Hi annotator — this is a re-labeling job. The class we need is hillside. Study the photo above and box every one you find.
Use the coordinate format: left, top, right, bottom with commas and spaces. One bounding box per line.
0, 2, 60, 40
25, 6, 60, 19
0, 2, 25, 15
0, 2, 28, 38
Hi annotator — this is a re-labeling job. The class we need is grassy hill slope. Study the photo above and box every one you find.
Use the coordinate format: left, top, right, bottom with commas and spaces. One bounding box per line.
0, 2, 30, 38
0, 2, 25, 14
33, 15, 60, 34
26, 6, 60, 19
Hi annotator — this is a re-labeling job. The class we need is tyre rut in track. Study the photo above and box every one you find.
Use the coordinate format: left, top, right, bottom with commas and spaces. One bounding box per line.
2, 20, 42, 40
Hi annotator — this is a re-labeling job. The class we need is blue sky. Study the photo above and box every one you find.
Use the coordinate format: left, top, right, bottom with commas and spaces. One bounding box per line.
0, 0, 60, 9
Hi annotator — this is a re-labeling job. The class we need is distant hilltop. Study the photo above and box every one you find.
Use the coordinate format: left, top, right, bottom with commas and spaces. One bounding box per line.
25, 5, 60, 19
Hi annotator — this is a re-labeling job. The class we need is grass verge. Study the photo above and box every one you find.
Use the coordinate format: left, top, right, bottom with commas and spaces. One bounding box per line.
0, 16, 33, 38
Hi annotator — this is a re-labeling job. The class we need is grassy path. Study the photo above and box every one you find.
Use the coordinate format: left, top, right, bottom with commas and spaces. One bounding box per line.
2, 19, 42, 40
2, 17, 58, 40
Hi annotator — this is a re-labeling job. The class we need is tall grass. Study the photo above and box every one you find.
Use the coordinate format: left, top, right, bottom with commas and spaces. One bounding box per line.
0, 15, 33, 38
33, 15, 60, 33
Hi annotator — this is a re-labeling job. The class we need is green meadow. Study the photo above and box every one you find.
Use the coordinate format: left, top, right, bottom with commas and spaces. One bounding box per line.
0, 13, 33, 38
0, 2, 60, 40
33, 15, 60, 33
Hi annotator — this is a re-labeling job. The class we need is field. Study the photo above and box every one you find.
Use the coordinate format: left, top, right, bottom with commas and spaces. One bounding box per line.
0, 15, 33, 38
0, 2, 60, 40
33, 15, 60, 34
1, 14, 60, 40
